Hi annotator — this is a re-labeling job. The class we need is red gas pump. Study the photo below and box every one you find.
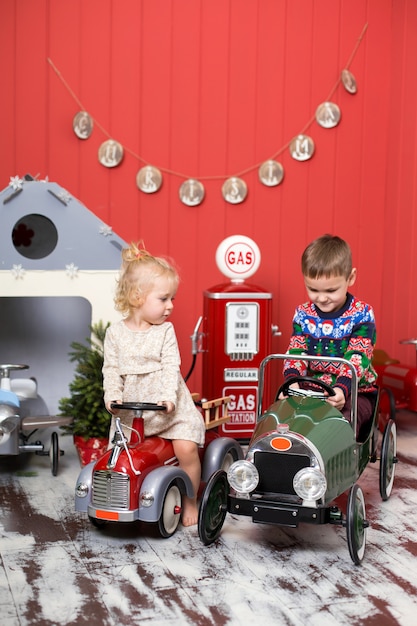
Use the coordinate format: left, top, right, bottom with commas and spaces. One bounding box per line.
199, 236, 279, 441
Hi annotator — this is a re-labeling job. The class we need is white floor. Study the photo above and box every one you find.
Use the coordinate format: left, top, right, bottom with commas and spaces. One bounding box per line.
1, 411, 417, 626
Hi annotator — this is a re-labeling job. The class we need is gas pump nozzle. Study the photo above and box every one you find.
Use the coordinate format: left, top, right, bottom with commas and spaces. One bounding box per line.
190, 316, 203, 355
184, 316, 204, 383
272, 324, 281, 337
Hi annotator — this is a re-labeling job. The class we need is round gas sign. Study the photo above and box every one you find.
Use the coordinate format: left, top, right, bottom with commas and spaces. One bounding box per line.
215, 235, 261, 281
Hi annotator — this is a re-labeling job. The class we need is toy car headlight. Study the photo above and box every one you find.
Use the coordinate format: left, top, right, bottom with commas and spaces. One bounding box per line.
293, 467, 327, 501
140, 491, 154, 508
75, 482, 89, 498
227, 460, 259, 494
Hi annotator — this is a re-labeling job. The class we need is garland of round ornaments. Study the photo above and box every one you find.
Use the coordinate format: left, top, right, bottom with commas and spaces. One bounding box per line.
48, 23, 366, 207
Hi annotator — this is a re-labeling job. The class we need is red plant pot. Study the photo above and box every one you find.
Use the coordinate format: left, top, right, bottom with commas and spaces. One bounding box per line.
73, 435, 108, 466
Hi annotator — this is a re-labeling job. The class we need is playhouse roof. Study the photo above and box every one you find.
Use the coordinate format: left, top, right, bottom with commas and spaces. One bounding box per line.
0, 174, 126, 271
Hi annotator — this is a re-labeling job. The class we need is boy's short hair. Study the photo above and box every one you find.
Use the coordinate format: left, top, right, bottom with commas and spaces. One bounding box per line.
301, 234, 352, 279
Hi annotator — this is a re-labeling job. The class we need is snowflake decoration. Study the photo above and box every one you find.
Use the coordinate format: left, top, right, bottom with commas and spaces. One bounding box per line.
65, 263, 79, 278
11, 264, 26, 279
9, 176, 24, 191
57, 190, 72, 204
48, 189, 72, 205
99, 225, 113, 237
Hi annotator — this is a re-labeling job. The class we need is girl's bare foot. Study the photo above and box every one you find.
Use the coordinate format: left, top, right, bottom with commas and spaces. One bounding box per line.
181, 497, 198, 527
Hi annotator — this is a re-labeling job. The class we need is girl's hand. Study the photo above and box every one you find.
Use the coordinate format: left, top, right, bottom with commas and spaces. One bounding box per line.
325, 387, 345, 410
106, 400, 121, 414
159, 401, 175, 413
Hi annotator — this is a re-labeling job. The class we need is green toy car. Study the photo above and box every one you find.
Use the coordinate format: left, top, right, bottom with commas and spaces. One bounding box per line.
198, 354, 397, 565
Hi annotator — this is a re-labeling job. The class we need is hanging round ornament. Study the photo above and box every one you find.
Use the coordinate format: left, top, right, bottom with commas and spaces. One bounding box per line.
341, 69, 357, 94
315, 102, 341, 129
222, 177, 248, 204
136, 165, 163, 193
259, 160, 284, 187
179, 179, 205, 206
98, 139, 124, 168
289, 134, 315, 162
73, 111, 93, 139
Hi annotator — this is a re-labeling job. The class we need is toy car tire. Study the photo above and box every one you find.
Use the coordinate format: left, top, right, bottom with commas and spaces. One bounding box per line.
157, 483, 182, 538
88, 516, 107, 528
220, 451, 236, 472
50, 431, 59, 476
346, 484, 368, 565
198, 469, 228, 546
379, 419, 397, 501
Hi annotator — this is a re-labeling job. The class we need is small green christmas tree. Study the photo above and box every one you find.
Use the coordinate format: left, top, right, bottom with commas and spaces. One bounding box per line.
59, 320, 111, 440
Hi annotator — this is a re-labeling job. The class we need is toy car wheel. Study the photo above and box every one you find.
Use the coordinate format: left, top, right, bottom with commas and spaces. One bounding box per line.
379, 419, 397, 501
220, 451, 237, 472
346, 484, 368, 565
50, 431, 59, 476
198, 470, 228, 546
157, 483, 182, 538
88, 516, 107, 528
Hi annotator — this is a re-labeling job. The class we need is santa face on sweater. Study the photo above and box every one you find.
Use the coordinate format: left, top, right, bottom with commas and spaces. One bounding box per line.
303, 270, 357, 314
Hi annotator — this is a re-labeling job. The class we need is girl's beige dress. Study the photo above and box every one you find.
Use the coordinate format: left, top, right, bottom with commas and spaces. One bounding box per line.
103, 320, 205, 446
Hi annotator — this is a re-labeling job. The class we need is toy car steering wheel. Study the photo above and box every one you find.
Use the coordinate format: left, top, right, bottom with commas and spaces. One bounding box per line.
110, 402, 167, 412
275, 376, 336, 401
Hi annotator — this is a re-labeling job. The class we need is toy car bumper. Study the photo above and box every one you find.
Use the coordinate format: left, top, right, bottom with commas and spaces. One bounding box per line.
87, 505, 139, 523
227, 494, 331, 526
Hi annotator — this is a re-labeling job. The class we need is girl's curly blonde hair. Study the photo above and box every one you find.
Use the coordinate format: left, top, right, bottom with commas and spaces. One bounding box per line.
114, 241, 179, 316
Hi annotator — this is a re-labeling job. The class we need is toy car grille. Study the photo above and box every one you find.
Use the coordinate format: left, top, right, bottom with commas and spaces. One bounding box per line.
254, 452, 310, 495
92, 470, 130, 509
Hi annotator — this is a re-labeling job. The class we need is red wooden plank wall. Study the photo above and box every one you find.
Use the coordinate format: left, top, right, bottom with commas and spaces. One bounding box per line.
1, 0, 416, 391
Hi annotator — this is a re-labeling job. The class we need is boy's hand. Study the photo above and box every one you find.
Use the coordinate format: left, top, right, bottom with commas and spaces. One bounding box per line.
325, 387, 345, 410
278, 382, 300, 400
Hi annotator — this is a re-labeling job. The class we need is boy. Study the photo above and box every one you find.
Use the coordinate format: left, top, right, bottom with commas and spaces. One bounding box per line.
282, 234, 378, 432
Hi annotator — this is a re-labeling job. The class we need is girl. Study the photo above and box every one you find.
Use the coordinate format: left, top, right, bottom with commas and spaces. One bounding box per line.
102, 242, 205, 527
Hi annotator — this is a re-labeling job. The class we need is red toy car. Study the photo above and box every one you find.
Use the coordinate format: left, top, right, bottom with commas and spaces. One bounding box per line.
75, 399, 243, 537
373, 340, 417, 428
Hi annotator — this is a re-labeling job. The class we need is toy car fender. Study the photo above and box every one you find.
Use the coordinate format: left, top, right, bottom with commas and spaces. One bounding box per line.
75, 461, 96, 512
137, 465, 193, 523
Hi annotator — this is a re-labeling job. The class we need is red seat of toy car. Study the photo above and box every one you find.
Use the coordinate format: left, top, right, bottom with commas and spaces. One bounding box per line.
372, 349, 400, 366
